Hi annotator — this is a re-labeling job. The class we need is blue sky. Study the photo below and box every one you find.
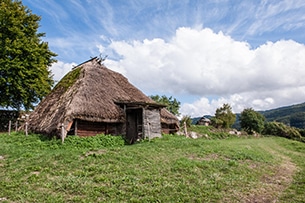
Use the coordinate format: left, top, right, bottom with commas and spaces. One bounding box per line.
22, 0, 305, 116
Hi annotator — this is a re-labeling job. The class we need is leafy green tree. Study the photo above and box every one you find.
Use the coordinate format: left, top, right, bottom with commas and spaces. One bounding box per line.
213, 103, 236, 128
0, 0, 57, 110
210, 117, 223, 129
150, 95, 181, 116
240, 108, 265, 134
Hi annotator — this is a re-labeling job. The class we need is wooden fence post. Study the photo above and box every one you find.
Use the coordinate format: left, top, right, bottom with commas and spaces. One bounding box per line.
184, 121, 188, 137
25, 114, 29, 136
15, 120, 18, 132
61, 123, 65, 143
8, 120, 11, 135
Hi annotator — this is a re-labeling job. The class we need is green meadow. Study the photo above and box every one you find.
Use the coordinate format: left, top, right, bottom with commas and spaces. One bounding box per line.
0, 130, 305, 202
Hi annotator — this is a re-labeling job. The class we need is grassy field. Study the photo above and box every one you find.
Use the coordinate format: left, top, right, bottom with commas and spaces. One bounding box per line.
0, 131, 305, 202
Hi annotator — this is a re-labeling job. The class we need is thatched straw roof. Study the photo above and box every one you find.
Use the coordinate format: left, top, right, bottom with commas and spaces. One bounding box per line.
160, 108, 179, 126
29, 57, 178, 135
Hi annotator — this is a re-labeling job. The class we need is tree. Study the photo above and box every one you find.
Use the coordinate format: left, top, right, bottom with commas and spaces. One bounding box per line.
150, 95, 180, 116
240, 108, 265, 134
0, 0, 57, 110
212, 103, 236, 128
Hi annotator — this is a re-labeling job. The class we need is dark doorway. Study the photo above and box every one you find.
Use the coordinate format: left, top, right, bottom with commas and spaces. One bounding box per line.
126, 108, 143, 144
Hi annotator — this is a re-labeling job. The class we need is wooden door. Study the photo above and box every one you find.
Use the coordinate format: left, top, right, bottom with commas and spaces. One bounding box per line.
126, 108, 143, 144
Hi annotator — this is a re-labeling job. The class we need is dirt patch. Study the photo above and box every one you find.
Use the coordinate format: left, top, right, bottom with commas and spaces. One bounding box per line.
239, 147, 297, 202
188, 153, 220, 161
80, 149, 107, 160
221, 142, 298, 203
243, 160, 296, 202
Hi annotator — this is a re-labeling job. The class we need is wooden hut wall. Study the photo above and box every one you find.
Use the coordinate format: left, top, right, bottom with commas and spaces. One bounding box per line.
75, 119, 123, 136
143, 108, 162, 139
161, 123, 178, 134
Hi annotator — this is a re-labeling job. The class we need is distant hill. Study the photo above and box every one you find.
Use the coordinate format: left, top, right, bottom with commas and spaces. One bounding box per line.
192, 102, 305, 129
260, 102, 305, 129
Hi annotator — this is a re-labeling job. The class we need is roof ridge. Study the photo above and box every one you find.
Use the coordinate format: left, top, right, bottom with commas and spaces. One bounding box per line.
73, 57, 98, 70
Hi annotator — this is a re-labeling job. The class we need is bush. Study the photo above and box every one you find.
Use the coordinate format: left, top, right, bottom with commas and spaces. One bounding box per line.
263, 122, 303, 142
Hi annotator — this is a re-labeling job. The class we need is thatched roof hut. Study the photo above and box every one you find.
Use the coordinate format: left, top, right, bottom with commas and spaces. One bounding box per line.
196, 116, 211, 126
29, 57, 179, 143
160, 108, 180, 134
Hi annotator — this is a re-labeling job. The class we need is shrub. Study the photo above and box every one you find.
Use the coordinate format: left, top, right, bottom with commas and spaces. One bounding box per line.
263, 121, 302, 142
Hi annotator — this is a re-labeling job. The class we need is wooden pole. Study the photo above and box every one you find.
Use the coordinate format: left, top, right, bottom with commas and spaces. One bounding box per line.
25, 121, 28, 136
8, 120, 11, 135
61, 123, 65, 143
184, 121, 188, 138
25, 114, 29, 136
15, 120, 18, 132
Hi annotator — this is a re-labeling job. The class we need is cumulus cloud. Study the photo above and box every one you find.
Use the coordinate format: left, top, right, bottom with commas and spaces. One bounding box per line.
102, 27, 305, 116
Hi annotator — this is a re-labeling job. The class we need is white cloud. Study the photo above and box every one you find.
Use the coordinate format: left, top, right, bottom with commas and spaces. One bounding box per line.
245, 0, 305, 36
102, 27, 305, 116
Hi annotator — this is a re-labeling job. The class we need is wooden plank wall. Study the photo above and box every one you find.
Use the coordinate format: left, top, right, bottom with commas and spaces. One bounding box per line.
143, 108, 162, 139
76, 120, 122, 137
161, 123, 178, 134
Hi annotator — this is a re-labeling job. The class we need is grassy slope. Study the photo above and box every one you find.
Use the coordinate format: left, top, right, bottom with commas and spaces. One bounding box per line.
0, 132, 304, 202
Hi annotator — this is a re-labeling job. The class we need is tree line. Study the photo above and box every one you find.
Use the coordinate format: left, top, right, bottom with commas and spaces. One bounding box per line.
181, 103, 304, 142
152, 96, 304, 142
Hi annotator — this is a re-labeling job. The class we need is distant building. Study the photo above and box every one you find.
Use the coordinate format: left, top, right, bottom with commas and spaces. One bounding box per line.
196, 116, 211, 126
